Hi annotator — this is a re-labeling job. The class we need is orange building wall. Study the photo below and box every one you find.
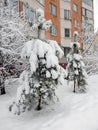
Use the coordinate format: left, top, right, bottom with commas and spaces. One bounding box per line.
19, 1, 23, 12
71, 0, 82, 49
45, 0, 61, 44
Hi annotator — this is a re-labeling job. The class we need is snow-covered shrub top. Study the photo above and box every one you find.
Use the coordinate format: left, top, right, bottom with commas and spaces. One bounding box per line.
70, 42, 80, 49
66, 42, 87, 78
21, 39, 64, 74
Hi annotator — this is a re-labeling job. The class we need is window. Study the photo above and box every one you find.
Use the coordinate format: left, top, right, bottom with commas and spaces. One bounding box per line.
82, 8, 93, 19
74, 19, 78, 27
82, 8, 86, 16
73, 4, 78, 12
82, 0, 93, 6
86, 10, 93, 19
64, 10, 71, 20
50, 3, 57, 16
65, 28, 70, 37
50, 25, 57, 36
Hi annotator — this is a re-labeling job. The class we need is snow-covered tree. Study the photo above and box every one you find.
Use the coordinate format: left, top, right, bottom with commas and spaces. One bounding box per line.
79, 21, 98, 75
0, 0, 30, 94
9, 39, 65, 114
66, 32, 87, 93
78, 19, 96, 55
9, 8, 65, 113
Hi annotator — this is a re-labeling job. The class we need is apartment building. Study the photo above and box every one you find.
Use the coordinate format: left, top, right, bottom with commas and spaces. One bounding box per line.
60, 0, 71, 56
82, 0, 94, 25
18, 0, 61, 42
60, 0, 94, 55
18, 0, 61, 41
18, 0, 94, 53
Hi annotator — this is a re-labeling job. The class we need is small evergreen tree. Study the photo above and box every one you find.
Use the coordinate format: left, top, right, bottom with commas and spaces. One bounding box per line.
9, 39, 64, 114
9, 9, 65, 114
66, 32, 87, 93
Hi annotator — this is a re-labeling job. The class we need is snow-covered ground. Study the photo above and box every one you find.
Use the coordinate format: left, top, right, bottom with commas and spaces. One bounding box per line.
0, 75, 98, 130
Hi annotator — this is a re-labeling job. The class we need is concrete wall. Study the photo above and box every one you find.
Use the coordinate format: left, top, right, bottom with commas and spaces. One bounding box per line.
71, 0, 82, 48
60, 0, 71, 47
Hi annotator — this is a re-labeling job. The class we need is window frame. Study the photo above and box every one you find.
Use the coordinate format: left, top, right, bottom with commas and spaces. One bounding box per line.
50, 3, 57, 16
64, 28, 70, 38
74, 19, 78, 28
82, 0, 93, 7
64, 9, 71, 20
73, 4, 78, 12
82, 7, 93, 19
50, 25, 57, 36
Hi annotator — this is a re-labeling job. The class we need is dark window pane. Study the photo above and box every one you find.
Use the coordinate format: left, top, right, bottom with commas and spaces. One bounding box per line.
65, 28, 70, 37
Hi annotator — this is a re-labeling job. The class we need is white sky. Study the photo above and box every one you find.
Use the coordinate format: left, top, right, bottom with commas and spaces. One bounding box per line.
94, 0, 98, 30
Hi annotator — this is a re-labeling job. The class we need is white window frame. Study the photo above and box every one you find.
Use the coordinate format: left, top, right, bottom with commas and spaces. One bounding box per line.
73, 4, 78, 12
64, 10, 71, 20
65, 28, 70, 38
50, 25, 57, 36
50, 3, 57, 16
74, 19, 78, 27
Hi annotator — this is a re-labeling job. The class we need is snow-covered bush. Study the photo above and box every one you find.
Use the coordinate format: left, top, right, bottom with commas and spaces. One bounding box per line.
66, 32, 87, 93
0, 0, 29, 76
9, 39, 66, 114
78, 20, 96, 55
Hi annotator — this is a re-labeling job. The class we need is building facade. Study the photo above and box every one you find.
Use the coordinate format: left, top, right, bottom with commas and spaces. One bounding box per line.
60, 0, 71, 56
71, 0, 82, 48
18, 0, 61, 42
18, 0, 94, 54
45, 0, 61, 44
60, 0, 94, 54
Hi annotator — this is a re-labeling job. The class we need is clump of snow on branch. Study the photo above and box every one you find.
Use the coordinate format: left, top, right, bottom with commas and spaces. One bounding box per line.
32, 9, 52, 30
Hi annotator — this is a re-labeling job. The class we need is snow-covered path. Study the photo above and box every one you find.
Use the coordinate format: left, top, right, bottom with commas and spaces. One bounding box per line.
0, 75, 98, 130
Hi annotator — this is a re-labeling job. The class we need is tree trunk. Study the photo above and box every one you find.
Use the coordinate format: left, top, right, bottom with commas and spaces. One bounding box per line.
36, 95, 42, 111
1, 87, 6, 95
0, 75, 6, 95
73, 77, 76, 93
38, 28, 41, 39
0, 81, 6, 95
